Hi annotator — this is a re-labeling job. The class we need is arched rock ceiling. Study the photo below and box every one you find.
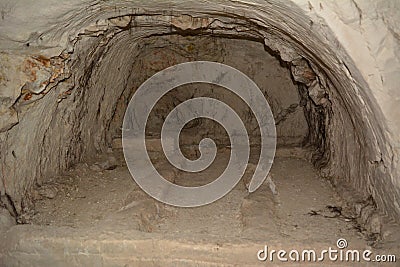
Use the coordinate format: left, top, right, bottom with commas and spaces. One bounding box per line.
0, 0, 399, 219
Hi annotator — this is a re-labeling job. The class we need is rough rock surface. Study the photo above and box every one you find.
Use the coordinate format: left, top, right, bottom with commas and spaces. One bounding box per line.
0, 208, 15, 233
0, 0, 399, 223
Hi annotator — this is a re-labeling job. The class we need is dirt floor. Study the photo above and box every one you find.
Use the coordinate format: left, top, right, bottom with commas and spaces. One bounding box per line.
30, 146, 355, 238
1, 145, 399, 266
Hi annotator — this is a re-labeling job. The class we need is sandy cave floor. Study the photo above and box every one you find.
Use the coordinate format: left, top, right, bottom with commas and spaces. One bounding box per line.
31, 147, 366, 243
11, 145, 397, 265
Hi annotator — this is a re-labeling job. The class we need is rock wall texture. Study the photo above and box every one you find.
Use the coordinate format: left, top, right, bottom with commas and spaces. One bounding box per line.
0, 0, 399, 222
107, 35, 307, 147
